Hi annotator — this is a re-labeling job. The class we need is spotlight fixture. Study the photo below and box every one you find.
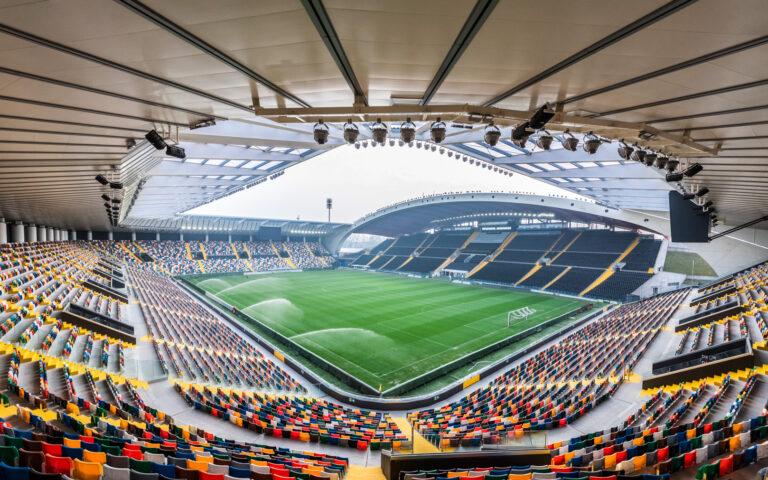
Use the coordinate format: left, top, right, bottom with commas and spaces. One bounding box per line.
511, 121, 533, 148
189, 118, 216, 130
561, 130, 579, 151
166, 144, 186, 159
684, 163, 703, 177
582, 131, 603, 155
145, 130, 167, 150
707, 207, 717, 215
313, 120, 329, 145
430, 118, 446, 143
483, 122, 501, 146
643, 152, 657, 167
103, 202, 110, 208
343, 120, 359, 144
535, 130, 553, 150
109, 181, 123, 190
654, 155, 668, 169
371, 118, 388, 144
529, 103, 555, 130
696, 187, 709, 197
101, 194, 110, 201
617, 141, 634, 160
666, 158, 679, 172
666, 172, 684, 182
683, 193, 696, 200
630, 149, 646, 163
95, 175, 109, 185
111, 198, 121, 204
125, 138, 136, 149
400, 117, 416, 144
702, 200, 713, 209
666, 163, 703, 182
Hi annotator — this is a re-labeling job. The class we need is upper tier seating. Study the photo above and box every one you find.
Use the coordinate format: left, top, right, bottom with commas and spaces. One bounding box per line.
89, 240, 333, 276
1, 243, 130, 375
409, 289, 689, 446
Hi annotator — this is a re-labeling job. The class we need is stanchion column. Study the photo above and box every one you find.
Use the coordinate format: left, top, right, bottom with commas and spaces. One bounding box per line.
0, 218, 7, 244
26, 224, 37, 243
12, 222, 25, 243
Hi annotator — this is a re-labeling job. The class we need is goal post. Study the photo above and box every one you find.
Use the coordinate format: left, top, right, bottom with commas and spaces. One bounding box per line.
507, 306, 537, 327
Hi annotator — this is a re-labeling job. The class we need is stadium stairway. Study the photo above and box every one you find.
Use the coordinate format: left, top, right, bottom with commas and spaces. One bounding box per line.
390, 417, 438, 454
542, 266, 571, 291
199, 242, 207, 260
578, 236, 641, 297
514, 233, 569, 285
467, 231, 517, 277
196, 260, 206, 273
549, 231, 582, 263
230, 242, 239, 258
184, 241, 194, 260
435, 231, 478, 275
118, 243, 142, 263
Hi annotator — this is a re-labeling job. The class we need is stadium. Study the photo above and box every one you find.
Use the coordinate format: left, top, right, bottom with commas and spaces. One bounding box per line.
1, 1, 768, 480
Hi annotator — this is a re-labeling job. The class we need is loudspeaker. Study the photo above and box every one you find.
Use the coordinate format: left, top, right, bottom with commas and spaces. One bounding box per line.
669, 191, 710, 242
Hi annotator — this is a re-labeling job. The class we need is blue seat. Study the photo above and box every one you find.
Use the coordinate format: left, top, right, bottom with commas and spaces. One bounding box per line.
152, 463, 176, 478
1, 461, 31, 480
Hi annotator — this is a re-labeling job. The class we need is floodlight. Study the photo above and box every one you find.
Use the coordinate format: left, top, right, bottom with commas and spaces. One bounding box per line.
684, 163, 703, 177
166, 144, 186, 159
643, 152, 657, 167
561, 130, 578, 151
430, 118, 446, 143
400, 118, 416, 144
630, 149, 646, 163
666, 158, 679, 172
483, 122, 501, 146
109, 182, 123, 190
654, 155, 668, 169
313, 120, 329, 145
617, 142, 634, 160
511, 121, 533, 148
145, 130, 167, 150
535, 131, 553, 150
582, 131, 602, 155
696, 187, 709, 197
343, 120, 359, 144
101, 194, 110, 201
95, 175, 109, 185
371, 118, 388, 144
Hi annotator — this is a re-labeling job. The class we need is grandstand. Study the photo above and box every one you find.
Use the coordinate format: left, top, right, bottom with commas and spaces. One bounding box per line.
1, 2, 768, 480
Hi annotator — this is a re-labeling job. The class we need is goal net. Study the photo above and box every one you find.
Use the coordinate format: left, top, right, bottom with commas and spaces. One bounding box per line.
507, 306, 537, 327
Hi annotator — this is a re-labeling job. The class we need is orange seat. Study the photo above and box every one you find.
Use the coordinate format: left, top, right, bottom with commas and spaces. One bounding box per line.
73, 459, 103, 480
82, 450, 107, 465
187, 459, 210, 472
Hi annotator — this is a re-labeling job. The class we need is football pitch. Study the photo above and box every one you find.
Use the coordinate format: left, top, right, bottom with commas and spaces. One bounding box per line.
191, 270, 587, 392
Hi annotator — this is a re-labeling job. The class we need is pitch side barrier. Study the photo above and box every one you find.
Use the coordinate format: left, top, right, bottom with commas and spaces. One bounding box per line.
177, 276, 611, 409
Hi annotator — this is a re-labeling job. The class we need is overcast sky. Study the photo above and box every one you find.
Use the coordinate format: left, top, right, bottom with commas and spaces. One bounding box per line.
188, 145, 578, 223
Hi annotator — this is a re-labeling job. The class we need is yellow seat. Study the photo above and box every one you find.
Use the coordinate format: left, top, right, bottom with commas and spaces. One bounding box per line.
187, 460, 209, 472
82, 450, 106, 464
447, 472, 468, 478
509, 474, 532, 480
73, 459, 103, 480
633, 455, 646, 470
63, 438, 81, 449
195, 455, 214, 463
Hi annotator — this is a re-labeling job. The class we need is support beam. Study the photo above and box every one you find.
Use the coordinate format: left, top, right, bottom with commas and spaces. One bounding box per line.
0, 94, 188, 126
595, 77, 768, 117
561, 34, 768, 105
483, 0, 699, 105
301, 0, 367, 105
0, 65, 223, 120
421, 0, 498, 105
114, 0, 310, 108
0, 22, 254, 113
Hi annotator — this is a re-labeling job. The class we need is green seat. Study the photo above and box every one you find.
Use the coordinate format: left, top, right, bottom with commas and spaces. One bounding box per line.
130, 458, 153, 473
0, 445, 19, 465
3, 436, 24, 449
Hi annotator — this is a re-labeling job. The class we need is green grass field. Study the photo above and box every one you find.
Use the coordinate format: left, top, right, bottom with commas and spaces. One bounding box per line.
191, 270, 586, 392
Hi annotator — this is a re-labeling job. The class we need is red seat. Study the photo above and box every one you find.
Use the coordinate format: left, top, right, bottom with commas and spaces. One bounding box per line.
42, 443, 62, 457
45, 454, 74, 476
199, 472, 225, 480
